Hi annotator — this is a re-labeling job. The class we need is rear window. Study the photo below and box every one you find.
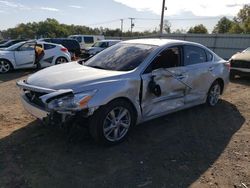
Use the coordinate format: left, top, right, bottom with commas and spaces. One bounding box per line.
84, 37, 94, 43
44, 43, 56, 50
184, 45, 207, 66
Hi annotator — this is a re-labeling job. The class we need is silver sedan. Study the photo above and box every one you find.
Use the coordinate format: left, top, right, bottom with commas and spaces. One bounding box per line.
17, 39, 230, 144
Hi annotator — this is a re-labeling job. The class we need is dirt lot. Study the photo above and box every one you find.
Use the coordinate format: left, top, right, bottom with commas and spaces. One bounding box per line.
0, 70, 249, 188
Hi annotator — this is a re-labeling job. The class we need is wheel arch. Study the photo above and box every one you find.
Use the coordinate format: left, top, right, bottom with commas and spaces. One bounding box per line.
209, 78, 224, 95
104, 97, 138, 122
215, 78, 224, 94
0, 58, 14, 69
54, 56, 69, 64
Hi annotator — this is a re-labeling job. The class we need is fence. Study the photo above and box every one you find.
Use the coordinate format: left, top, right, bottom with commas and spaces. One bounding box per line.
107, 34, 250, 60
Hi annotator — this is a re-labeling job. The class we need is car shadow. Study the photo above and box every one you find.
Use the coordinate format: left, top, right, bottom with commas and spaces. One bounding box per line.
230, 76, 250, 86
0, 100, 245, 188
0, 69, 34, 83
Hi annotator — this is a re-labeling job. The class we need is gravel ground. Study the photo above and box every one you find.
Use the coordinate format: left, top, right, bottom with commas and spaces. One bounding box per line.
0, 70, 249, 188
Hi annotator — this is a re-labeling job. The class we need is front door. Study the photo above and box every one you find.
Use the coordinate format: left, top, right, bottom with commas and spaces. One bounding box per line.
14, 42, 36, 67
141, 46, 190, 118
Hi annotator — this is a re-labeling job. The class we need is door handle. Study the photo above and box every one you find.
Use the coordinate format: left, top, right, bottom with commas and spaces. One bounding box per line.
176, 74, 186, 79
208, 67, 214, 71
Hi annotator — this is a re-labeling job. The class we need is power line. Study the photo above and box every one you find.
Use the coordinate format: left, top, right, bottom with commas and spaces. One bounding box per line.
134, 16, 224, 21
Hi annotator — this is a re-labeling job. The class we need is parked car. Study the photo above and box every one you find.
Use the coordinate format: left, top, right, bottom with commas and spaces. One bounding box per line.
68, 35, 104, 49
17, 39, 230, 144
230, 47, 250, 79
0, 40, 8, 45
85, 40, 121, 56
39, 38, 81, 58
0, 41, 71, 73
0, 39, 27, 48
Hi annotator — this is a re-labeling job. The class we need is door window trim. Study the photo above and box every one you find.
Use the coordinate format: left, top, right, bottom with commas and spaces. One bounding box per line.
143, 45, 183, 74
183, 44, 211, 66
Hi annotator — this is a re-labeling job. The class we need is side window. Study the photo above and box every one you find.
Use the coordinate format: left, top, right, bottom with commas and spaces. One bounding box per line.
184, 45, 206, 66
76, 37, 82, 43
206, 50, 213, 61
100, 42, 108, 48
44, 43, 56, 50
18, 43, 35, 51
147, 47, 180, 72
84, 37, 94, 44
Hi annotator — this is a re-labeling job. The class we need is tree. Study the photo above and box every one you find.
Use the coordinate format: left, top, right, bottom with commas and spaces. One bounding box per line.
163, 20, 171, 33
212, 17, 233, 33
234, 4, 250, 23
172, 29, 186, 34
187, 24, 208, 34
229, 23, 244, 34
232, 5, 250, 34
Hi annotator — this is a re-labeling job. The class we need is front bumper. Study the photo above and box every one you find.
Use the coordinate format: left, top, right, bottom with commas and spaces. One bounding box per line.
21, 94, 49, 120
17, 80, 95, 122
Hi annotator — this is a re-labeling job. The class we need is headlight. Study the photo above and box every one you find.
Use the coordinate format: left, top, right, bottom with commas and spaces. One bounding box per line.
47, 90, 97, 111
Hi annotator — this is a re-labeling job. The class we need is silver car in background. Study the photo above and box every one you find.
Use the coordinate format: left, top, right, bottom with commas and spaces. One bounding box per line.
17, 39, 230, 144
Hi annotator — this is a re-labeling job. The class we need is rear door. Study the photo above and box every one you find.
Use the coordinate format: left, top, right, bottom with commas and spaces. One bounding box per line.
141, 46, 190, 118
14, 42, 36, 67
182, 45, 215, 104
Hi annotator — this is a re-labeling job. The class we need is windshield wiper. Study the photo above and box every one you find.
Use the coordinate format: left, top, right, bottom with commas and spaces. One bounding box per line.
89, 65, 105, 70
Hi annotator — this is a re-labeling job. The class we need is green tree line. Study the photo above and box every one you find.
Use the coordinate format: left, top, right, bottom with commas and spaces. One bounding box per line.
0, 5, 249, 39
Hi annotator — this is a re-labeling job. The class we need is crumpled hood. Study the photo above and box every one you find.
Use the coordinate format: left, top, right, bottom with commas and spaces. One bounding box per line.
26, 62, 126, 91
231, 52, 250, 61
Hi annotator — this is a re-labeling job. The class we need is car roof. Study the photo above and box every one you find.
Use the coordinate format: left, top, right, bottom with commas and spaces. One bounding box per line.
37, 41, 62, 46
97, 40, 121, 42
122, 38, 201, 47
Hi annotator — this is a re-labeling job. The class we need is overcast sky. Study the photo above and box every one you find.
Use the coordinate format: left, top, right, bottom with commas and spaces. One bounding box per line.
0, 0, 249, 32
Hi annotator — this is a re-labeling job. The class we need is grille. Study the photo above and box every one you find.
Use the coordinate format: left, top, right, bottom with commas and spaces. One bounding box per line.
24, 90, 47, 108
231, 60, 250, 69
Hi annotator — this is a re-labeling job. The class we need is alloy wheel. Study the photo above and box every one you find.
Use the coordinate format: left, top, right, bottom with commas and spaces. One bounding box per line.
208, 83, 221, 106
0, 60, 11, 73
103, 107, 131, 142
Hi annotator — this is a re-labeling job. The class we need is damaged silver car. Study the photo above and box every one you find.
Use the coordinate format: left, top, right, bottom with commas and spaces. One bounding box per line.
17, 39, 230, 144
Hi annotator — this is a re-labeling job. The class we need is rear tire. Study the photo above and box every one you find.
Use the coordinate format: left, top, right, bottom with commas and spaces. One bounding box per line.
206, 81, 221, 106
0, 59, 12, 74
55, 57, 68, 64
88, 99, 136, 145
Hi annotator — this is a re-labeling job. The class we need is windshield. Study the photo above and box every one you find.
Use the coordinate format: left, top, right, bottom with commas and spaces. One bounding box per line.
243, 47, 250, 53
5, 42, 25, 51
84, 43, 156, 71
92, 41, 106, 48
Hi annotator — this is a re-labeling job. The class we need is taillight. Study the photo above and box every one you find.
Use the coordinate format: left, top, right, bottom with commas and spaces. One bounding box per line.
61, 47, 68, 52
225, 62, 231, 69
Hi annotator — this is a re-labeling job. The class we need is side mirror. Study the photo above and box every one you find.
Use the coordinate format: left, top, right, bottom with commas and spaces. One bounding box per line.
152, 68, 172, 77
148, 76, 161, 97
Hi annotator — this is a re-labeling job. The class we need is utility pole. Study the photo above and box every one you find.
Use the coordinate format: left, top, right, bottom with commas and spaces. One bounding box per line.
160, 0, 166, 35
120, 19, 123, 37
128, 17, 135, 34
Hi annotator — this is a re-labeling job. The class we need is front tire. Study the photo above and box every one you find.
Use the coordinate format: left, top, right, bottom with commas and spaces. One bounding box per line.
0, 59, 12, 74
88, 99, 136, 145
206, 81, 221, 106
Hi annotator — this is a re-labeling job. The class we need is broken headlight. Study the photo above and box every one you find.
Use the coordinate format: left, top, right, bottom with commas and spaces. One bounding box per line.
47, 90, 97, 111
